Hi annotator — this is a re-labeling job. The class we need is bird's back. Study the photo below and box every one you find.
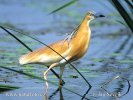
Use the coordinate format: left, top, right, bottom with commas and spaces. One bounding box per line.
19, 40, 70, 65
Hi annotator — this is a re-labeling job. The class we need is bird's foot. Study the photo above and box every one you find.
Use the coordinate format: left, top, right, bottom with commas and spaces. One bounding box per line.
59, 79, 65, 86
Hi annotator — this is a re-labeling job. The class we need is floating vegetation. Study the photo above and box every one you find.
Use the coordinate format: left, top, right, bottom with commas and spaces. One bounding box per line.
117, 59, 133, 64
91, 58, 105, 62
108, 53, 123, 57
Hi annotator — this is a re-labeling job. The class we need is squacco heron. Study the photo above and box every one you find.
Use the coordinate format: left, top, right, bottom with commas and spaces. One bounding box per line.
19, 11, 104, 89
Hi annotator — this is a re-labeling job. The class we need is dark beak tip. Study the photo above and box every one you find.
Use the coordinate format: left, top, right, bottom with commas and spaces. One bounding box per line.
100, 15, 105, 17
94, 13, 105, 18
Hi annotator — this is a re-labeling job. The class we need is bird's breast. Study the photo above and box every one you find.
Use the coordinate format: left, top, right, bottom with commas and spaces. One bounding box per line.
68, 30, 91, 61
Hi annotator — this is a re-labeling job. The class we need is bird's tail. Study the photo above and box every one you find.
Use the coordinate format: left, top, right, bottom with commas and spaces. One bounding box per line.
19, 55, 28, 65
19, 51, 38, 65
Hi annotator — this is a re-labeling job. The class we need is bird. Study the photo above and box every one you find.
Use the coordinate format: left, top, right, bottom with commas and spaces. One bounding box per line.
19, 11, 104, 90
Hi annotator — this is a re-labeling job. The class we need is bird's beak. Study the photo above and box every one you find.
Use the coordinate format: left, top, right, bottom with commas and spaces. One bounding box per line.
93, 13, 105, 18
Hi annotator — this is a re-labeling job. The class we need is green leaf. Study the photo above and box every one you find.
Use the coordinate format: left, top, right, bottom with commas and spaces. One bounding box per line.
111, 0, 133, 33
0, 84, 19, 92
49, 0, 78, 15
125, 0, 133, 9
0, 26, 32, 52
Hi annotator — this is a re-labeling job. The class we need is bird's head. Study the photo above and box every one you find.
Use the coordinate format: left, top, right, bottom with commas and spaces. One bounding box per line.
85, 11, 105, 21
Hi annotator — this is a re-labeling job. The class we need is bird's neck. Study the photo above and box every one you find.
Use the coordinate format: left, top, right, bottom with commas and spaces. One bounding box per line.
76, 18, 91, 37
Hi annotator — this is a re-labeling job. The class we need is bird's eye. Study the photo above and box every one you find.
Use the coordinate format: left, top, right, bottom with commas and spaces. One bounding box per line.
88, 12, 93, 16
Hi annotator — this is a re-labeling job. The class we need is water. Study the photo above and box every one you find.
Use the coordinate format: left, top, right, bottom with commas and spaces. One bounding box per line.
0, 0, 133, 100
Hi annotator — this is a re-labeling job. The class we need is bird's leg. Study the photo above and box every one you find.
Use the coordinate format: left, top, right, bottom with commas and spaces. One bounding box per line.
44, 63, 58, 93
59, 65, 65, 87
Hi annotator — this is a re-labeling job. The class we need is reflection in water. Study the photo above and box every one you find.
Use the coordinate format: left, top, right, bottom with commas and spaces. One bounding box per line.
48, 88, 60, 100
101, 76, 131, 98
47, 85, 91, 100
45, 84, 92, 100
45, 86, 64, 100
81, 87, 91, 100
59, 86, 64, 100
81, 83, 92, 100
44, 94, 47, 100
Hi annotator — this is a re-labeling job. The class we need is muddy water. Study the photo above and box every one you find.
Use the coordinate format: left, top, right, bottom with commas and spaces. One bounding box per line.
0, 0, 133, 100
